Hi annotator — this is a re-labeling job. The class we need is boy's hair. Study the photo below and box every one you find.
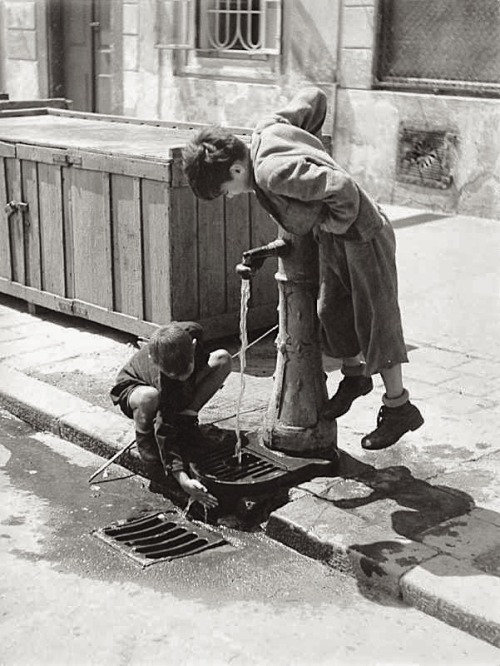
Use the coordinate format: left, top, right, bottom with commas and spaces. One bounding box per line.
149, 323, 194, 376
182, 126, 247, 200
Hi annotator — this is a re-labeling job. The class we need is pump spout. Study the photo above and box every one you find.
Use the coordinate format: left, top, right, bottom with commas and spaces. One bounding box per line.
236, 238, 291, 279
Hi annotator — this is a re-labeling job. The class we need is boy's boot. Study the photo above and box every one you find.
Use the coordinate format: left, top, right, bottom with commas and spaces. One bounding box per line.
361, 390, 424, 450
323, 364, 373, 420
135, 429, 167, 484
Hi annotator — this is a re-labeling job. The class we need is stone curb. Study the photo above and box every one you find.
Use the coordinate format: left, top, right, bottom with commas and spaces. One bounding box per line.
0, 365, 139, 469
401, 555, 500, 647
1, 363, 499, 648
266, 496, 500, 648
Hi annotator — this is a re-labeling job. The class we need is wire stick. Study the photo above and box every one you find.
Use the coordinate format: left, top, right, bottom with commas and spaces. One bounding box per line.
87, 440, 136, 484
231, 323, 278, 359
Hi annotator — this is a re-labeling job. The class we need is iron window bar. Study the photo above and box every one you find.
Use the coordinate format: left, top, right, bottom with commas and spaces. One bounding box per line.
155, 0, 281, 55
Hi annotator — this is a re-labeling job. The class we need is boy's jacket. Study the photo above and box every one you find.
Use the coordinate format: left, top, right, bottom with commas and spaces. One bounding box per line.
250, 87, 384, 241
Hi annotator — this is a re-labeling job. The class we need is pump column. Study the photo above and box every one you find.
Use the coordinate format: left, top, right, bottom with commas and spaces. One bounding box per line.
262, 230, 337, 457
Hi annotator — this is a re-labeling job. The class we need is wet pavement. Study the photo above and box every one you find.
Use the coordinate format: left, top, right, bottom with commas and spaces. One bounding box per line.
2, 408, 500, 666
0, 205, 500, 649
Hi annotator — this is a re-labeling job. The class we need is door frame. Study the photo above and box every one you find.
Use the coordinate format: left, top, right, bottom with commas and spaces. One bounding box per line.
46, 0, 123, 114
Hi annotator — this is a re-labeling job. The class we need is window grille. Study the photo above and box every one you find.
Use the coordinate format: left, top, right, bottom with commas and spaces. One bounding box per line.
156, 0, 282, 56
376, 0, 500, 97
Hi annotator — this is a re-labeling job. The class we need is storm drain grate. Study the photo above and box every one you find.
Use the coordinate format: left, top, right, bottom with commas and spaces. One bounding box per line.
194, 442, 285, 485
93, 511, 226, 567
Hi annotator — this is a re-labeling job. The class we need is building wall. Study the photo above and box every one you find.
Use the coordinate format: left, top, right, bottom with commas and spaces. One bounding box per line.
121, 0, 339, 133
0, 0, 46, 98
333, 0, 500, 220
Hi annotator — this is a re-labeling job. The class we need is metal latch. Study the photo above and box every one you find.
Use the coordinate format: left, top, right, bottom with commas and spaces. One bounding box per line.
4, 200, 29, 220
52, 153, 82, 167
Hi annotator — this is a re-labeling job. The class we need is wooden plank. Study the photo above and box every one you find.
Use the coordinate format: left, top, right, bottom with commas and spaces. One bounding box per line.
16, 144, 68, 166
0, 279, 156, 339
0, 277, 74, 315
249, 194, 279, 307
141, 179, 172, 324
199, 303, 278, 341
67, 150, 171, 182
225, 193, 251, 314
70, 168, 113, 308
5, 158, 25, 284
111, 174, 143, 318
71, 299, 157, 338
15, 144, 171, 182
71, 300, 276, 341
0, 277, 276, 342
197, 197, 226, 320
50, 107, 251, 135
62, 165, 75, 298
38, 163, 66, 296
0, 157, 11, 279
0, 141, 15, 158
0, 99, 69, 111
21, 160, 42, 289
169, 186, 198, 320
0, 109, 51, 119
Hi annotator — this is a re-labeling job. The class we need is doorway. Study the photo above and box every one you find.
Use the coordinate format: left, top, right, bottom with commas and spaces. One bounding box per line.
49, 0, 122, 114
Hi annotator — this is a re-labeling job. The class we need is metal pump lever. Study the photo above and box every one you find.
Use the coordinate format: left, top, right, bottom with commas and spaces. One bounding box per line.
236, 238, 291, 280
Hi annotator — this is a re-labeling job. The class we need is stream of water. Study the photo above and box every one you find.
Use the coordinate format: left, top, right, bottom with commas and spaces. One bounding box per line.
234, 280, 251, 464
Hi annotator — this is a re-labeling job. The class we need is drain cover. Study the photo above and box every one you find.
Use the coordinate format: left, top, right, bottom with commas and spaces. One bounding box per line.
194, 440, 284, 485
191, 434, 337, 497
93, 510, 226, 567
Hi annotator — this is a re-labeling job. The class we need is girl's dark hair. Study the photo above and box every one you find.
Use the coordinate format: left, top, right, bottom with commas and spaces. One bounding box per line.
182, 126, 247, 200
149, 323, 193, 376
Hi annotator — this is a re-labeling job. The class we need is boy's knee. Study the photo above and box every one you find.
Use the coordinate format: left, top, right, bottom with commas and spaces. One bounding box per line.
129, 385, 159, 427
209, 349, 232, 376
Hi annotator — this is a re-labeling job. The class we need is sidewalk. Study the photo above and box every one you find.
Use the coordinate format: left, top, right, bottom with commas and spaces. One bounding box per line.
1, 205, 500, 648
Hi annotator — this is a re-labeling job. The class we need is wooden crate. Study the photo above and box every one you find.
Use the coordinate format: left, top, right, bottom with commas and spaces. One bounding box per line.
0, 108, 278, 340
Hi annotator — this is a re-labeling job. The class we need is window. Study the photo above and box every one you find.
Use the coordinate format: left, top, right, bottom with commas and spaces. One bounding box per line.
157, 0, 282, 56
376, 0, 500, 97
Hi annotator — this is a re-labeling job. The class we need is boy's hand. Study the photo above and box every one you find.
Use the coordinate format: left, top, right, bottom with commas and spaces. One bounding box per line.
178, 476, 219, 508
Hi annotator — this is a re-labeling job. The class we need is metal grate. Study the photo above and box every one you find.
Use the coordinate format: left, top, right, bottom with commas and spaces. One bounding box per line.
93, 511, 226, 567
190, 435, 337, 498
195, 441, 285, 484
396, 128, 457, 189
377, 0, 500, 97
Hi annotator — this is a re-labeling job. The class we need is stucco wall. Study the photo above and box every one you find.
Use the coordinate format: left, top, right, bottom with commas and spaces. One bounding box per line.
332, 0, 500, 221
122, 0, 339, 133
334, 90, 500, 220
0, 0, 44, 98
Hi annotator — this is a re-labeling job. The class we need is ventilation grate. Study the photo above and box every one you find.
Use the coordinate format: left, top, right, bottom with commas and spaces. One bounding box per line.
397, 127, 458, 189
93, 511, 226, 566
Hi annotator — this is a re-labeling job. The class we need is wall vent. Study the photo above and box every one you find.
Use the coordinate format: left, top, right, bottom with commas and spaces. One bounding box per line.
397, 128, 458, 189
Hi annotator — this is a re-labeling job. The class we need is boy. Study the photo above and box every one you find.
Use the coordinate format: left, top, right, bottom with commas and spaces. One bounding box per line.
110, 321, 231, 507
182, 87, 423, 451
